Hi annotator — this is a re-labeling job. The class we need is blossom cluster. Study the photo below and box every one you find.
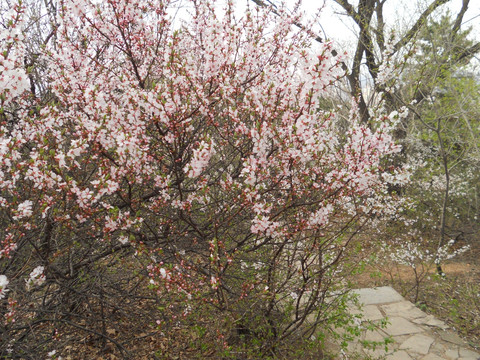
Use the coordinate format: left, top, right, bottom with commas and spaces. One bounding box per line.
388, 238, 469, 268
0, 1, 29, 106
25, 266, 46, 291
0, 275, 8, 300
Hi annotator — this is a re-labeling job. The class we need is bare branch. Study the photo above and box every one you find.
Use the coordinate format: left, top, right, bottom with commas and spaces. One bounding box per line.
452, 0, 470, 34
394, 0, 449, 53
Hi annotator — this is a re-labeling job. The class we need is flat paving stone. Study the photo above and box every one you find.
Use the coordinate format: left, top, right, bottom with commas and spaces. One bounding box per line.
446, 348, 459, 359
431, 341, 449, 354
440, 331, 466, 345
364, 346, 392, 358
346, 341, 363, 354
352, 286, 405, 305
399, 334, 434, 355
382, 301, 427, 320
350, 304, 385, 321
363, 329, 388, 342
413, 314, 449, 329
422, 354, 446, 360
459, 347, 480, 359
385, 350, 413, 359
384, 316, 423, 336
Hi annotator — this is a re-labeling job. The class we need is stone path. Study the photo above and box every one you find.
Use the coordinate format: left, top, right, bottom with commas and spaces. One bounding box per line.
346, 286, 480, 360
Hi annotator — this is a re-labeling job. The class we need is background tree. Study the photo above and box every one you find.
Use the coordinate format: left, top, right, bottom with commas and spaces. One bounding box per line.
331, 0, 480, 122
400, 13, 480, 272
291, 0, 480, 273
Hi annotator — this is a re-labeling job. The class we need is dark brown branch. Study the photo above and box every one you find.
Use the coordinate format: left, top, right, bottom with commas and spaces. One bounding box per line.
452, 0, 470, 34
336, 0, 376, 123
334, 0, 359, 23
374, 0, 387, 51
456, 41, 480, 63
394, 0, 449, 53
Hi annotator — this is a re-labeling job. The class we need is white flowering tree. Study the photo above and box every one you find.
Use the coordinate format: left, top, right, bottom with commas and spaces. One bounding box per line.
0, 0, 406, 357
401, 14, 480, 274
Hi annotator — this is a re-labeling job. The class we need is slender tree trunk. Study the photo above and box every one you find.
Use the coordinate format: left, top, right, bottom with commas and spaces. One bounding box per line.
435, 121, 449, 276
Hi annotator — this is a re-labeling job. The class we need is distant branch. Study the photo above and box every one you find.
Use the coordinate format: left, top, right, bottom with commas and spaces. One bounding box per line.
452, 0, 470, 34
394, 0, 449, 53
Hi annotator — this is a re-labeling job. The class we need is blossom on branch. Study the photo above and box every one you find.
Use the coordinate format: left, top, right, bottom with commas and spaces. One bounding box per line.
0, 275, 9, 300
25, 266, 46, 291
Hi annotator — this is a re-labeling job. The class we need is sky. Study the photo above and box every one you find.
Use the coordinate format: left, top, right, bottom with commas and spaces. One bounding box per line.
170, 0, 480, 62
294, 0, 480, 45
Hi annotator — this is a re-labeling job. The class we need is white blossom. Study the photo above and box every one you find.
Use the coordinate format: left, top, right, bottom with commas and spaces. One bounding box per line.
0, 275, 9, 299
13, 200, 33, 220
26, 266, 46, 290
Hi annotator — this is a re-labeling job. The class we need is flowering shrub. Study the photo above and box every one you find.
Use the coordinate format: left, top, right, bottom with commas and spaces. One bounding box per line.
0, 0, 407, 357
